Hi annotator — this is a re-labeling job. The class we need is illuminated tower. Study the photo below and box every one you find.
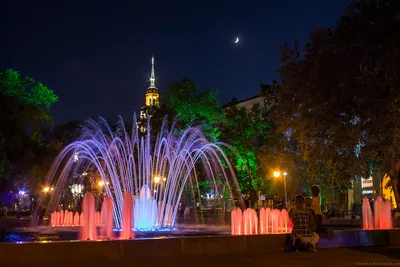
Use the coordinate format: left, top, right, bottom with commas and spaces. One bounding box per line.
140, 56, 160, 131
145, 56, 159, 107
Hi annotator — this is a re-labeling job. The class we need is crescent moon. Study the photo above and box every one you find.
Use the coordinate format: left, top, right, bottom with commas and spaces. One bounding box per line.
234, 37, 239, 43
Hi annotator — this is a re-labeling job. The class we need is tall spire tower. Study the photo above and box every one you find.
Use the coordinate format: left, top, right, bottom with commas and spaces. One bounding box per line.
144, 55, 159, 107
149, 55, 156, 89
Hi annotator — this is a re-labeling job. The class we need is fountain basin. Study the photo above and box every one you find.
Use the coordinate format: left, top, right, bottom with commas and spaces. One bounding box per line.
1, 229, 399, 267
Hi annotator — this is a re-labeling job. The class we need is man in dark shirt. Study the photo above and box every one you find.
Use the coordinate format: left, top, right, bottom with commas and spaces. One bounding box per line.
289, 195, 319, 251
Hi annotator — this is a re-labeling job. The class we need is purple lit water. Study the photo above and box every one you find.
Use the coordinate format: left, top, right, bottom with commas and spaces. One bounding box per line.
39, 115, 240, 233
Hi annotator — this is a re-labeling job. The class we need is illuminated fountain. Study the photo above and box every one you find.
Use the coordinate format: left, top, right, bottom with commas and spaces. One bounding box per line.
80, 192, 97, 240
231, 207, 291, 235
362, 196, 393, 230
101, 196, 114, 239
40, 115, 239, 234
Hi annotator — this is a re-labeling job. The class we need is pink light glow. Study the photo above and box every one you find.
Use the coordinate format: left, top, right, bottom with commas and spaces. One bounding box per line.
231, 207, 292, 235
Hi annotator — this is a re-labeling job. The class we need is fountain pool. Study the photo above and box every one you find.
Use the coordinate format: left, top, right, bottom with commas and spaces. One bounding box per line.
37, 115, 240, 236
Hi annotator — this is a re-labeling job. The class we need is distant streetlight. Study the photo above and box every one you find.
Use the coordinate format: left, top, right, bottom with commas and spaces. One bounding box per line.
163, 177, 166, 182
98, 181, 105, 187
273, 170, 288, 209
43, 187, 50, 193
154, 176, 160, 183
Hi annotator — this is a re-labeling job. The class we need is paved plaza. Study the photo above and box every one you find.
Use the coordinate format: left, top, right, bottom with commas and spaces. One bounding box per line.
44, 246, 400, 267
121, 247, 400, 267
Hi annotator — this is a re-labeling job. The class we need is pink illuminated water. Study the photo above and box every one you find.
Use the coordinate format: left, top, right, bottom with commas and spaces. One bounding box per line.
80, 192, 97, 240
231, 207, 291, 235
51, 210, 74, 227
362, 196, 393, 230
121, 191, 135, 239
74, 212, 80, 226
101, 196, 114, 240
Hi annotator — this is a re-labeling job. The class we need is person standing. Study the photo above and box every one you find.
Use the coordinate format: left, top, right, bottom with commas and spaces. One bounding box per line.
310, 185, 322, 231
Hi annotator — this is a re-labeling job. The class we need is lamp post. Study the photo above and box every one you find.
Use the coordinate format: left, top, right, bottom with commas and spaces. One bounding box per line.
283, 172, 288, 209
274, 171, 288, 209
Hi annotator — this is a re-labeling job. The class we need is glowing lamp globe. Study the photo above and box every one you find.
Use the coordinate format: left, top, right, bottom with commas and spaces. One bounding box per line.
273, 171, 281, 178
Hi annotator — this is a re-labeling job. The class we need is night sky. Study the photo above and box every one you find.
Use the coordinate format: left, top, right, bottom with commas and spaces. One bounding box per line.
1, 0, 350, 124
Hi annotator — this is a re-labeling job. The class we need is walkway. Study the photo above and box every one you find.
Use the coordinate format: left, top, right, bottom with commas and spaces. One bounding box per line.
66, 246, 400, 267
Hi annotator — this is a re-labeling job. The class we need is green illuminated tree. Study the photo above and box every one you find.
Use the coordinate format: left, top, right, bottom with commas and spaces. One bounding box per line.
220, 103, 271, 201
0, 68, 58, 191
166, 78, 223, 140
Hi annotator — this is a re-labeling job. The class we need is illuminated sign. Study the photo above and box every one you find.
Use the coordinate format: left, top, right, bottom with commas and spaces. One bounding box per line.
361, 176, 373, 188
362, 190, 373, 195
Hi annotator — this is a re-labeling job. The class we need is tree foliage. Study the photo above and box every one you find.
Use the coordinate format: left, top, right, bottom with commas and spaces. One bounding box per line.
220, 104, 271, 197
275, 0, 400, 200
166, 78, 223, 140
0, 68, 58, 191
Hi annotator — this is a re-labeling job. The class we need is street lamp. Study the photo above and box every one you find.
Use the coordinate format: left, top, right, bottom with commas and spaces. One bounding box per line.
43, 186, 50, 193
274, 170, 288, 209
154, 176, 160, 183
98, 181, 105, 187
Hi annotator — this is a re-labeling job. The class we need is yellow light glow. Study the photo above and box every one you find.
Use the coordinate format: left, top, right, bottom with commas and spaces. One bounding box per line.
382, 174, 397, 209
43, 187, 50, 193
163, 177, 166, 181
283, 172, 287, 176
273, 171, 281, 178
154, 176, 160, 183
145, 92, 159, 107
98, 181, 105, 187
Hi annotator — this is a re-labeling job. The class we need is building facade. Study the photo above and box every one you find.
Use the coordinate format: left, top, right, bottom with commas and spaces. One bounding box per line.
222, 82, 277, 111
